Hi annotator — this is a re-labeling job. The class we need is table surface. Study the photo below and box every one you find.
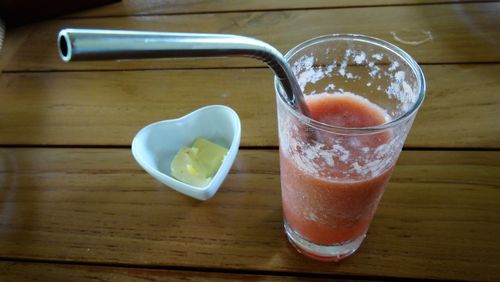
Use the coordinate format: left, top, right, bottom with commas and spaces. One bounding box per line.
0, 1, 499, 281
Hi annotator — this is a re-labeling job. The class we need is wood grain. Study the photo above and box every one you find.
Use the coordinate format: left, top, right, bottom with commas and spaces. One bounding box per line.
3, 2, 499, 72
0, 65, 498, 148
1, 1, 498, 281
0, 148, 499, 281
66, 0, 482, 17
0, 261, 357, 282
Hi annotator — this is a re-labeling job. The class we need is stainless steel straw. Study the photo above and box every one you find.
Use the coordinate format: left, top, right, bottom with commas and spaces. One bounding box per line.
57, 28, 311, 116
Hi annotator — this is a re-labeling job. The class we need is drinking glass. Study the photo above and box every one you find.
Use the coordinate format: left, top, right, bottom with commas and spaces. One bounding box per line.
275, 34, 426, 261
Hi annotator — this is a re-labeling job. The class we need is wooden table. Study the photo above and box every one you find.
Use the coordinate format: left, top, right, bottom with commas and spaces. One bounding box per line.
1, 1, 499, 281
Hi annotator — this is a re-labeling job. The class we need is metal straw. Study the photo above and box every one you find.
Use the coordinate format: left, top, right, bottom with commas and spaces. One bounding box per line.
57, 28, 311, 117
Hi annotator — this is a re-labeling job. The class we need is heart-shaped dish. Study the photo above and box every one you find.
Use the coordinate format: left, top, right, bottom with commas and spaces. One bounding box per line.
132, 105, 241, 200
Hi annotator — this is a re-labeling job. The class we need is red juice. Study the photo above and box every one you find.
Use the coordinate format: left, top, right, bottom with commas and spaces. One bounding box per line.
280, 92, 395, 252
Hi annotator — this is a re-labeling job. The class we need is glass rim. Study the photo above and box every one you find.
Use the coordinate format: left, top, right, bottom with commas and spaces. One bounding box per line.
275, 33, 426, 134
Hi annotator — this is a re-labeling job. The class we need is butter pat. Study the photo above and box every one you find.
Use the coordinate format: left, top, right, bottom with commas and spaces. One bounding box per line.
171, 138, 229, 187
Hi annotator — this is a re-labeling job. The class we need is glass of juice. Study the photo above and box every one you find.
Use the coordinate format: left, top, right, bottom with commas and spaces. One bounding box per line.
275, 34, 426, 261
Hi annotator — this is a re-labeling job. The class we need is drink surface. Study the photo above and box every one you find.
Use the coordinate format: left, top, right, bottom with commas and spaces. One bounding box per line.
307, 92, 387, 128
280, 92, 394, 245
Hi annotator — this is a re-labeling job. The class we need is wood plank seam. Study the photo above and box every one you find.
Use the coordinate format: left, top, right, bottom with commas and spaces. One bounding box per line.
1, 145, 500, 152
61, 1, 500, 19
0, 257, 461, 282
3, 62, 500, 75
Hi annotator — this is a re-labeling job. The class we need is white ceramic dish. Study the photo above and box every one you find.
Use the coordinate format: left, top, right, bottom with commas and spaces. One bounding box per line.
132, 105, 241, 200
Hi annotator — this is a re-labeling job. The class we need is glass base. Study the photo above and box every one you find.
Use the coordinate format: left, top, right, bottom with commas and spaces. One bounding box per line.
284, 221, 366, 262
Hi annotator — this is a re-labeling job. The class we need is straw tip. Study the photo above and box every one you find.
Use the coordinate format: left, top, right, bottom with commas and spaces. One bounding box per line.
57, 29, 71, 62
